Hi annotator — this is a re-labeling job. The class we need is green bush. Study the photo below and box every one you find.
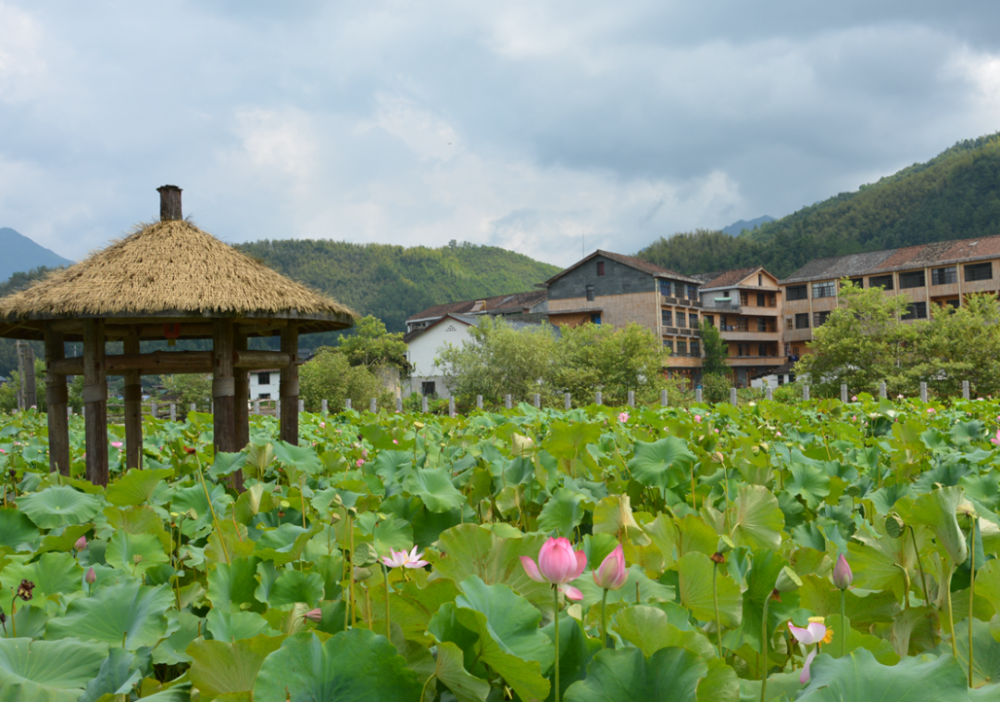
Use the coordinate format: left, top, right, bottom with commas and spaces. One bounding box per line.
701, 373, 732, 404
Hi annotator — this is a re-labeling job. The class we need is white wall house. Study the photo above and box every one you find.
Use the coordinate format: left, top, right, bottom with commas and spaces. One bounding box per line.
249, 369, 280, 401
404, 315, 477, 399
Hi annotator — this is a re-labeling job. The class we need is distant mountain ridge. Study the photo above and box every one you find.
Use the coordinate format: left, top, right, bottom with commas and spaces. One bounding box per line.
720, 216, 775, 237
0, 228, 72, 281
636, 132, 1000, 278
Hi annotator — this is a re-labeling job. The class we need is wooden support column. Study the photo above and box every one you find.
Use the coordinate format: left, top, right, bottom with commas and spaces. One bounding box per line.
213, 319, 238, 455
123, 326, 142, 471
280, 324, 299, 445
44, 325, 70, 476
83, 320, 108, 486
232, 329, 249, 494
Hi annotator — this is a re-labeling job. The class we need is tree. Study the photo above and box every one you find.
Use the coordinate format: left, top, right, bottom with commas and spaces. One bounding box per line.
796, 280, 914, 397
338, 315, 411, 375
299, 348, 393, 412
435, 316, 560, 407
699, 320, 728, 377
555, 323, 667, 405
161, 374, 213, 415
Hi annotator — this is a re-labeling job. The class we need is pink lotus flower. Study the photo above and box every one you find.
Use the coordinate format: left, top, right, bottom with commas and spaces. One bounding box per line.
618, 412, 629, 424
991, 429, 1000, 446
303, 608, 322, 622
776, 431, 782, 437
319, 422, 326, 428
111, 441, 123, 449
521, 537, 587, 600
592, 544, 628, 591
832, 553, 853, 590
382, 546, 429, 569
694, 415, 702, 423
361, 448, 369, 459
927, 408, 935, 414
714, 428, 719, 433
851, 395, 857, 402
789, 619, 831, 684
393, 439, 398, 444
74, 535, 87, 551
85, 567, 96, 584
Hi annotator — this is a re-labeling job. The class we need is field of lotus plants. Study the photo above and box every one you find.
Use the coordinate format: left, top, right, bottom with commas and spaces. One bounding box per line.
1, 395, 1000, 701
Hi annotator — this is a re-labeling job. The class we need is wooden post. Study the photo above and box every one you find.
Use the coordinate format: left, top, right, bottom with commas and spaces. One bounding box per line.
279, 324, 299, 445
169, 403, 176, 421
44, 325, 69, 476
298, 399, 305, 412
151, 400, 158, 419
963, 380, 970, 400
841, 384, 848, 403
661, 389, 668, 406
191, 402, 197, 413
627, 390, 635, 407
396, 397, 402, 413
234, 330, 250, 459
565, 393, 572, 410
730, 387, 738, 406
123, 327, 142, 471
19, 342, 36, 409
16, 340, 24, 410
83, 319, 108, 486
213, 319, 238, 455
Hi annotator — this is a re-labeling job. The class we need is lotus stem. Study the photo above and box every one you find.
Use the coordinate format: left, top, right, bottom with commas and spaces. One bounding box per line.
713, 562, 724, 659
759, 596, 771, 702
600, 588, 609, 650
384, 565, 391, 640
840, 589, 846, 658
345, 513, 353, 631
946, 562, 958, 659
197, 461, 229, 565
970, 517, 976, 688
910, 526, 929, 604
553, 586, 561, 702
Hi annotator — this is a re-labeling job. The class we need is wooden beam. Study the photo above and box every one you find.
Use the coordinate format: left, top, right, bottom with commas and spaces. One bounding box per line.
123, 326, 142, 471
213, 319, 238, 457
83, 319, 108, 486
279, 324, 299, 445
44, 324, 69, 476
49, 349, 292, 376
232, 350, 293, 370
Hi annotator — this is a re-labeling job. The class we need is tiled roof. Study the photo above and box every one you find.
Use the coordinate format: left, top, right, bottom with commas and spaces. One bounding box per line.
696, 267, 760, 289
781, 234, 1000, 284
404, 312, 559, 344
406, 290, 547, 323
544, 250, 701, 286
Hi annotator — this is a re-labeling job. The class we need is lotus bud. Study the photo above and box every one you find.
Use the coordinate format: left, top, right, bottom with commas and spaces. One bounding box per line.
774, 566, 802, 594
85, 567, 96, 584
884, 513, 905, 539
74, 535, 88, 551
361, 448, 368, 460
303, 608, 322, 623
593, 544, 628, 591
832, 553, 853, 590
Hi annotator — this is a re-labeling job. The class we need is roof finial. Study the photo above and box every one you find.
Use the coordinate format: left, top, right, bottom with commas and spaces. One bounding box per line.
157, 185, 183, 221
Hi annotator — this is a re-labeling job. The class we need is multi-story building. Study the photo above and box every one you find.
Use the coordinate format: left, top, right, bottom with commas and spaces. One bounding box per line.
692, 267, 785, 387
543, 250, 705, 384
780, 235, 1000, 354
404, 290, 548, 334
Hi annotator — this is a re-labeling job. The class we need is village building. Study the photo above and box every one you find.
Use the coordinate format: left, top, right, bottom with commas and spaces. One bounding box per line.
404, 290, 548, 334
780, 234, 1000, 355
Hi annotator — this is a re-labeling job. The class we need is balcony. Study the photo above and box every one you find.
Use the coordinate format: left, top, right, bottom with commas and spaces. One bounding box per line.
727, 355, 785, 366
719, 329, 782, 342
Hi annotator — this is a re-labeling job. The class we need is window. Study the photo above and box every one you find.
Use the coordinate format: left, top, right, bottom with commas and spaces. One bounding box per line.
813, 311, 831, 326
689, 313, 699, 327
786, 284, 808, 301
421, 381, 437, 396
663, 340, 674, 353
740, 292, 749, 306
676, 313, 686, 328
586, 284, 595, 301
687, 284, 699, 300
258, 393, 271, 400
737, 344, 750, 357
898, 271, 925, 289
703, 314, 714, 326
869, 274, 894, 290
786, 318, 793, 330
944, 299, 960, 309
597, 261, 605, 276
661, 310, 672, 326
966, 262, 993, 282
901, 302, 928, 320
258, 372, 271, 385
813, 281, 836, 298
677, 341, 687, 356
931, 266, 957, 285
757, 293, 765, 306
757, 317, 768, 332
848, 277, 864, 288
690, 341, 700, 357
795, 313, 810, 329
758, 274, 763, 286
758, 343, 768, 357
660, 280, 672, 296
590, 313, 602, 324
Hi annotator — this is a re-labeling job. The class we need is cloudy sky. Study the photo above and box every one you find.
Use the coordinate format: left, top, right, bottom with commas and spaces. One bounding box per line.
1, 2, 999, 266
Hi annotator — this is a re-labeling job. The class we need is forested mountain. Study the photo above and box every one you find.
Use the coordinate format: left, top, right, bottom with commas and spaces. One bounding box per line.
236, 239, 561, 333
638, 132, 1000, 278
0, 229, 72, 280
720, 216, 774, 237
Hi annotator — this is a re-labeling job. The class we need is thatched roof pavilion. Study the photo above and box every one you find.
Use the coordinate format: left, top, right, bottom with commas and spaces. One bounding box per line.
0, 186, 357, 486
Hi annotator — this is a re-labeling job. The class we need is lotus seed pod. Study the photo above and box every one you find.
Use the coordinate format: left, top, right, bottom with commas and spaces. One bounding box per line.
885, 513, 905, 539
845, 484, 862, 498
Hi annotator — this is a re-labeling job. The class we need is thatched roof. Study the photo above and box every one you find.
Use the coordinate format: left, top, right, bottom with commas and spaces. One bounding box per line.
0, 219, 357, 339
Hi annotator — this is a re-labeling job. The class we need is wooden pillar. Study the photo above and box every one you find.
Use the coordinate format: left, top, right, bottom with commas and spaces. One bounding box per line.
280, 324, 299, 445
123, 327, 142, 471
83, 320, 108, 486
213, 319, 238, 455
233, 329, 249, 493
44, 325, 69, 476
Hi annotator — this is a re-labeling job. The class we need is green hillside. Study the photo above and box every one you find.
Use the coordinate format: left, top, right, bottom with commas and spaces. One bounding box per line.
637, 132, 1000, 278
235, 239, 561, 333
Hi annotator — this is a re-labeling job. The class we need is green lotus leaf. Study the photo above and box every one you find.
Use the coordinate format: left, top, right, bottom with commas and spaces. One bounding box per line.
207, 451, 247, 480
253, 630, 422, 701
187, 634, 285, 701
564, 646, 713, 702
0, 507, 39, 551
403, 467, 465, 513
46, 581, 174, 650
170, 483, 232, 538
537, 488, 587, 538
205, 609, 277, 642
78, 647, 143, 702
729, 484, 784, 551
897, 486, 968, 565
152, 611, 202, 666
627, 436, 696, 490
254, 523, 317, 565
17, 485, 101, 529
272, 440, 323, 475
613, 605, 716, 661
0, 637, 109, 702
106, 468, 173, 507
0, 552, 82, 612
593, 494, 650, 545
266, 569, 325, 608
795, 649, 969, 702
542, 613, 602, 702
206, 556, 263, 613
429, 641, 491, 702
676, 552, 742, 628
785, 461, 831, 509
105, 530, 169, 575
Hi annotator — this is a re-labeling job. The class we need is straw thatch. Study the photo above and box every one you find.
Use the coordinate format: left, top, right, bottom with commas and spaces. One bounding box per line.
0, 219, 357, 334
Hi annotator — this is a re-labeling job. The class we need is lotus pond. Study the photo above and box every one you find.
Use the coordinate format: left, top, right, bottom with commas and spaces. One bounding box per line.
2, 397, 1000, 701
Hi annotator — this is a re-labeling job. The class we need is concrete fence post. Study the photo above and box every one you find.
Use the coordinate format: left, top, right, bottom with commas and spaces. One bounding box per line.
920, 382, 928, 403
879, 382, 887, 399
803, 385, 810, 401
370, 398, 377, 413
730, 387, 738, 406
321, 399, 328, 413
533, 393, 540, 408
661, 389, 668, 406
396, 397, 403, 413
695, 388, 702, 403
841, 384, 848, 403
421, 396, 428, 413
68, 406, 72, 418
448, 397, 455, 417
170, 403, 176, 422
298, 399, 305, 413
345, 398, 352, 410
565, 393, 572, 410
151, 401, 158, 419
595, 391, 602, 405
963, 380, 970, 400
477, 395, 483, 410
765, 387, 773, 401
505, 394, 512, 410
627, 390, 635, 407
